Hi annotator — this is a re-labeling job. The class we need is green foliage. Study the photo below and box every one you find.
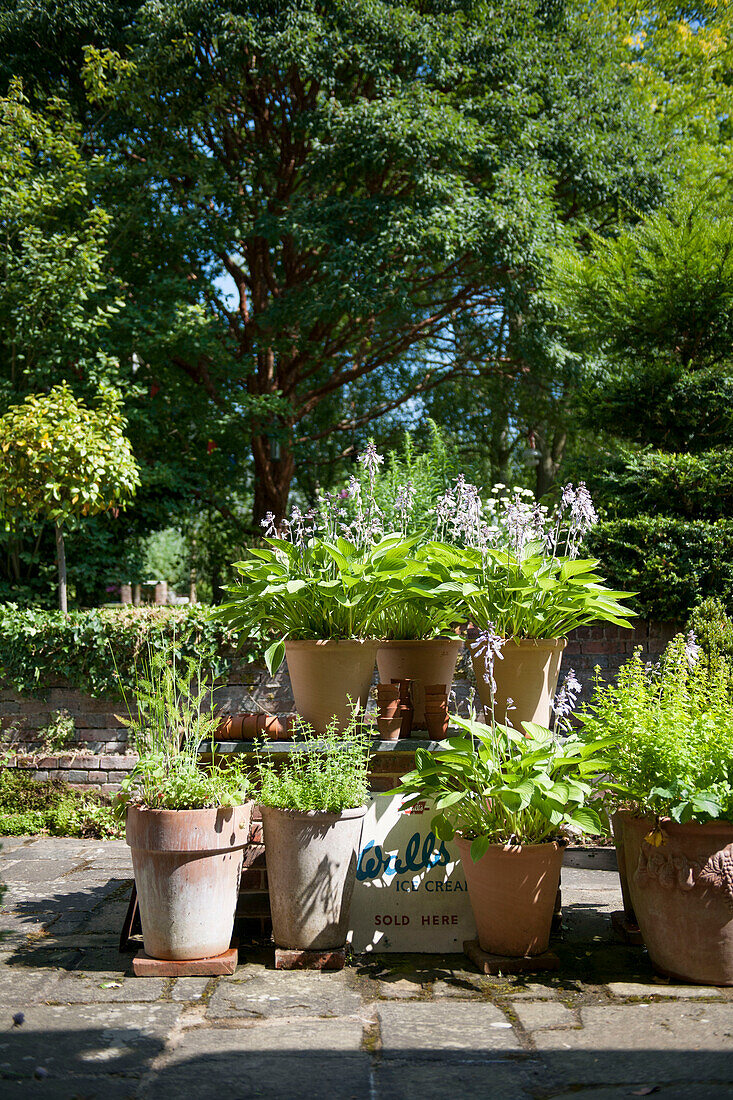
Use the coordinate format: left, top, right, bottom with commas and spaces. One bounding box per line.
584, 447, 733, 521
116, 648, 250, 814
587, 517, 733, 620
37, 709, 75, 755
686, 597, 733, 691
218, 534, 456, 667
0, 382, 139, 525
437, 543, 634, 639
142, 527, 189, 589
579, 632, 733, 823
0, 78, 121, 399
255, 715, 371, 813
0, 604, 238, 699
392, 714, 608, 854
0, 768, 120, 838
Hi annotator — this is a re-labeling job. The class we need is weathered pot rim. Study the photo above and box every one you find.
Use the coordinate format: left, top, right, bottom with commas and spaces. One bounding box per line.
378, 637, 464, 648
126, 803, 249, 819
260, 804, 367, 822
472, 636, 567, 651
284, 638, 379, 649
456, 834, 566, 854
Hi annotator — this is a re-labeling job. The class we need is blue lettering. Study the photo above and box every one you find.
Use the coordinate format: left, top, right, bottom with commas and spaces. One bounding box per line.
357, 831, 453, 882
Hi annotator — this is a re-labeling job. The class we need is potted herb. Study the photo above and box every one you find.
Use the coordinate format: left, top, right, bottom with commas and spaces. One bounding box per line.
255, 714, 371, 951
579, 629, 733, 985
432, 480, 634, 727
116, 652, 252, 962
392, 712, 609, 957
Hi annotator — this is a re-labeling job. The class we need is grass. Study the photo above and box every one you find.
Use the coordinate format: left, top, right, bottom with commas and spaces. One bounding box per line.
0, 767, 122, 838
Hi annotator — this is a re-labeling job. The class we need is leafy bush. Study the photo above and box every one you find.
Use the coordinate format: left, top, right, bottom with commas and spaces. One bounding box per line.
116, 649, 250, 813
586, 517, 733, 620
585, 448, 733, 522
579, 632, 733, 823
686, 597, 733, 692
0, 603, 239, 698
392, 714, 608, 858
0, 768, 120, 837
255, 715, 372, 812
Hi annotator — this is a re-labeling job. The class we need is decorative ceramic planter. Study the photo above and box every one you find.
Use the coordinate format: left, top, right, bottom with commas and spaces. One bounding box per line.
284, 639, 379, 734
262, 805, 367, 950
377, 638, 463, 729
456, 835, 565, 956
126, 803, 252, 960
623, 815, 733, 985
471, 637, 566, 729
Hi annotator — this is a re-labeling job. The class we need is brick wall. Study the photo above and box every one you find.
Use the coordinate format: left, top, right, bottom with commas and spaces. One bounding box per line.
0, 620, 680, 793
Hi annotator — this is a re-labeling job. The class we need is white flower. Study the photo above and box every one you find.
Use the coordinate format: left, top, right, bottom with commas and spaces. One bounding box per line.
684, 631, 702, 668
552, 669, 582, 718
357, 442, 384, 482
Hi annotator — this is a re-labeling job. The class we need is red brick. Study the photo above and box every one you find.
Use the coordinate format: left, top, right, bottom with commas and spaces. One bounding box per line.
369, 776, 400, 792
133, 948, 238, 976
584, 640, 614, 655
249, 822, 263, 843
368, 753, 416, 774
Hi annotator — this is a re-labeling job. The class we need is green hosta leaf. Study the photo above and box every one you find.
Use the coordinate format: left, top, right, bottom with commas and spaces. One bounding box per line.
470, 834, 492, 863
264, 640, 285, 674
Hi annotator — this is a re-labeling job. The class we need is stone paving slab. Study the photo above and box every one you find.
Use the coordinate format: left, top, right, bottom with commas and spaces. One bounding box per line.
377, 1001, 521, 1054
207, 966, 364, 1019
0, 1002, 181, 1078
1, 837, 732, 1098
140, 1020, 369, 1100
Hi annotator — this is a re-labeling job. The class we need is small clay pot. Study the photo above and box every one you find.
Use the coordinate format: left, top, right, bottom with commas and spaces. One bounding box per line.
378, 698, 401, 720
424, 683, 448, 696
259, 715, 292, 740
425, 708, 449, 739
241, 714, 261, 738
398, 702, 414, 738
217, 715, 244, 739
377, 682, 400, 699
376, 716, 401, 741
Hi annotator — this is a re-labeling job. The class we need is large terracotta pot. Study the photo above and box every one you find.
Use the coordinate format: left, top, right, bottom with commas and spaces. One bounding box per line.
471, 637, 566, 729
376, 637, 464, 730
284, 639, 379, 734
456, 835, 565, 956
262, 805, 367, 950
623, 815, 733, 985
611, 809, 645, 921
126, 803, 252, 960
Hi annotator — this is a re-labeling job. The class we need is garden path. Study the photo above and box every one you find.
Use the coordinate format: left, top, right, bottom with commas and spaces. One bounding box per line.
0, 838, 731, 1098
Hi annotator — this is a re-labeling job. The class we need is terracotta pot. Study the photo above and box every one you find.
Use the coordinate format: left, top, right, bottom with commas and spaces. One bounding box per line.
611, 810, 640, 921
260, 715, 292, 740
284, 639, 379, 734
262, 805, 366, 950
424, 707, 449, 739
242, 714, 260, 738
376, 716, 401, 740
377, 695, 401, 720
126, 803, 252, 961
217, 715, 244, 739
456, 835, 565, 956
377, 639, 463, 729
471, 637, 567, 729
623, 815, 733, 985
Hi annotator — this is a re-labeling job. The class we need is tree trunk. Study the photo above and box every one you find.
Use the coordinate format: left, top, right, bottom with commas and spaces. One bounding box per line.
535, 426, 568, 499
251, 432, 295, 527
55, 522, 68, 614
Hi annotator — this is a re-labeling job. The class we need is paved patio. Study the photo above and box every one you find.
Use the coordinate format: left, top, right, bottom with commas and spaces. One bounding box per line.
0, 837, 732, 1099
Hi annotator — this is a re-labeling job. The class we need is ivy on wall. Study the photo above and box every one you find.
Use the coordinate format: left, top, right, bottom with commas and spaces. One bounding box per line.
0, 604, 248, 699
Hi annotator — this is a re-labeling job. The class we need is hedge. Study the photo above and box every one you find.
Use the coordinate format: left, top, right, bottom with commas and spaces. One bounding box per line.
587, 517, 733, 620
0, 604, 244, 699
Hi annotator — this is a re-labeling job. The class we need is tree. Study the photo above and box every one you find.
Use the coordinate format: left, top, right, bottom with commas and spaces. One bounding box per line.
0, 78, 121, 404
0, 383, 140, 611
551, 186, 733, 616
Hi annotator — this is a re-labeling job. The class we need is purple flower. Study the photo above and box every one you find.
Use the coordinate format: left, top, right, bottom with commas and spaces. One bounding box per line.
357, 442, 384, 484
471, 627, 504, 695
684, 631, 702, 667
552, 669, 582, 718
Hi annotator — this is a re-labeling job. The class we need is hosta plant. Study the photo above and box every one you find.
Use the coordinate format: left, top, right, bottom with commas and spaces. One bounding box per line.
392, 713, 609, 861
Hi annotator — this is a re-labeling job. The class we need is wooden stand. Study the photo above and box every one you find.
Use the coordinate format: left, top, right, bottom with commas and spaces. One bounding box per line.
464, 939, 560, 975
611, 910, 645, 946
274, 947, 346, 971
132, 947, 238, 977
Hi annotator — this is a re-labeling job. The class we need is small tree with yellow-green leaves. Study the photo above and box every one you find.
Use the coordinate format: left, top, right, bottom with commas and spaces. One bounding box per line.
0, 383, 140, 611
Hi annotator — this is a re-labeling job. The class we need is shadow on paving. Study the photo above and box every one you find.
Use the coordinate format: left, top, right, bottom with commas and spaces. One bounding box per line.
0, 1025, 732, 1100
